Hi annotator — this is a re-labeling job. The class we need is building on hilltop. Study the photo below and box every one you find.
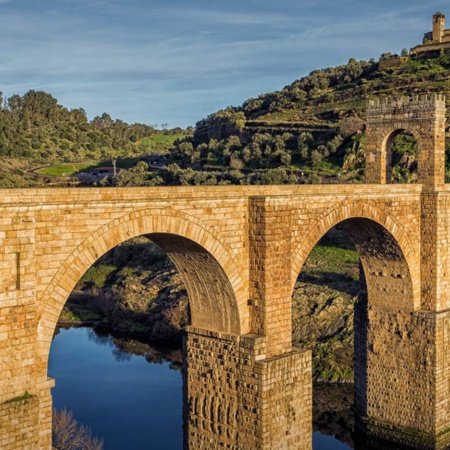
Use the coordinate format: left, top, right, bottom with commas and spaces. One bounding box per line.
410, 12, 450, 56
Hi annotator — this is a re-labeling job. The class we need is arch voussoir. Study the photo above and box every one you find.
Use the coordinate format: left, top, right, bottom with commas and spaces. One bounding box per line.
37, 207, 248, 350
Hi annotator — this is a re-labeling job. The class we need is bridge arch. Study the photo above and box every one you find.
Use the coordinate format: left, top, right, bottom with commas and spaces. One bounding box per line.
381, 126, 420, 183
365, 94, 446, 187
292, 199, 419, 310
37, 207, 248, 362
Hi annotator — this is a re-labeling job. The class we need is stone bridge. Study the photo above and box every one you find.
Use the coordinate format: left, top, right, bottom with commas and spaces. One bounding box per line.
1, 94, 450, 449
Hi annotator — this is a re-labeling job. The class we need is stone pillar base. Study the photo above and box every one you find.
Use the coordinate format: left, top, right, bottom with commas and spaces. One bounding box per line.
355, 418, 450, 450
0, 376, 55, 450
355, 308, 450, 450
183, 327, 312, 450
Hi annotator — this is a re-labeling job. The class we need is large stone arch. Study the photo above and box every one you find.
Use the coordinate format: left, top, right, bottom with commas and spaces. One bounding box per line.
292, 199, 419, 310
37, 207, 248, 361
292, 198, 430, 448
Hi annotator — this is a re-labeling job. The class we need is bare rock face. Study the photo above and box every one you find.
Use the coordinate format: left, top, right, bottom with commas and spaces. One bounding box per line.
293, 280, 357, 382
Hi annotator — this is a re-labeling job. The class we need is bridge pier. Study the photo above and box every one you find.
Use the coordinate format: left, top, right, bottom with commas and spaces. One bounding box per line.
183, 327, 312, 450
355, 306, 450, 450
357, 93, 450, 449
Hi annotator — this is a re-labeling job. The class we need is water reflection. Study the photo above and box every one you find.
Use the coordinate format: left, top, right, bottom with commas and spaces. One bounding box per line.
313, 383, 423, 450
50, 326, 183, 450
50, 326, 422, 450
314, 383, 354, 448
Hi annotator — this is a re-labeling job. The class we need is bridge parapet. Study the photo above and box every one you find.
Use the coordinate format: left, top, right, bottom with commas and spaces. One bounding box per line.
367, 93, 446, 113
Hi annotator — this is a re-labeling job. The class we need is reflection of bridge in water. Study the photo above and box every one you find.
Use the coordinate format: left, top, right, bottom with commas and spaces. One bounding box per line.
1, 94, 450, 449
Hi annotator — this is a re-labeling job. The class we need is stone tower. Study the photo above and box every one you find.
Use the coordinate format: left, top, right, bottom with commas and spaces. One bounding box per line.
432, 12, 445, 42
365, 94, 446, 189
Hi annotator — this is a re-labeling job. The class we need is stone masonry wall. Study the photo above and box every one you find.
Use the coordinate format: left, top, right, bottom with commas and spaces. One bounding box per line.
421, 192, 450, 311
248, 196, 293, 356
0, 181, 438, 449
365, 94, 446, 189
355, 306, 443, 449
0, 395, 40, 450
183, 327, 311, 450
435, 310, 450, 450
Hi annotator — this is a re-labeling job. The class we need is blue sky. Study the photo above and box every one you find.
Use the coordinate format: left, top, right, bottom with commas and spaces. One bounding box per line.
0, 1, 448, 128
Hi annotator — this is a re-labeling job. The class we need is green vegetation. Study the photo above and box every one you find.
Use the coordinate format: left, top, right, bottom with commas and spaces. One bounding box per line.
4, 52, 450, 188
178, 53, 450, 186
293, 230, 360, 383
301, 242, 360, 280
140, 134, 188, 155
0, 90, 190, 187
6, 391, 32, 403
35, 163, 96, 176
80, 265, 117, 288
60, 237, 190, 341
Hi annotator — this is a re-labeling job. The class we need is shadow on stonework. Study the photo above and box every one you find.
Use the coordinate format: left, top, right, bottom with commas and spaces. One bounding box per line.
313, 383, 354, 447
313, 383, 438, 450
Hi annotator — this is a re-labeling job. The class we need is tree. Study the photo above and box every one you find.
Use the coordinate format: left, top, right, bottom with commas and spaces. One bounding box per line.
112, 161, 152, 187
311, 149, 323, 167
52, 408, 104, 450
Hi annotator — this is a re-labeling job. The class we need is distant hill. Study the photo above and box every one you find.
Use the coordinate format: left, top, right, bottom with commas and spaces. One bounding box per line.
185, 51, 450, 185
0, 90, 190, 188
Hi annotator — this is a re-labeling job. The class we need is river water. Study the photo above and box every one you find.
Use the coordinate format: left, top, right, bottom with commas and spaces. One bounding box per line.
47, 326, 387, 450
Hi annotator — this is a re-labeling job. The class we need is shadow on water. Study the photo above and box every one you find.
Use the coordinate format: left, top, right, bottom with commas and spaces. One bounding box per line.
54, 323, 183, 369
314, 383, 354, 447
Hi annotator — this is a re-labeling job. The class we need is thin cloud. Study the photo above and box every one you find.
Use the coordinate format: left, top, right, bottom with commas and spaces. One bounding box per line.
0, 0, 447, 127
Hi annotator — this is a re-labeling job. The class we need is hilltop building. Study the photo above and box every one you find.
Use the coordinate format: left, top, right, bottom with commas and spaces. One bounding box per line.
410, 12, 450, 56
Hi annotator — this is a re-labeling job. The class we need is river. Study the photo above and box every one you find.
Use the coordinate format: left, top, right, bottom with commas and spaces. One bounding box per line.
47, 326, 393, 450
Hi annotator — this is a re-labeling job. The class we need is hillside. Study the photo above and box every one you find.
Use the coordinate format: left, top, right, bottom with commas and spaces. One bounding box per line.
2, 51, 450, 188
0, 90, 191, 188
186, 53, 450, 185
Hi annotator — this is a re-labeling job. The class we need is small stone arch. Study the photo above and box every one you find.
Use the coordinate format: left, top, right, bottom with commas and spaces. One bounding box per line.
381, 126, 420, 183
37, 207, 248, 363
292, 199, 419, 310
365, 94, 446, 187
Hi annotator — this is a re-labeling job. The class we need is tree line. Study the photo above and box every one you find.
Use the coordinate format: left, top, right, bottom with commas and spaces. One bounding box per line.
0, 90, 184, 163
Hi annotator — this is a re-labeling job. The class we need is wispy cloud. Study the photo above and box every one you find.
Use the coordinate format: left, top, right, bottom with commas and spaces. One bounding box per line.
0, 0, 446, 126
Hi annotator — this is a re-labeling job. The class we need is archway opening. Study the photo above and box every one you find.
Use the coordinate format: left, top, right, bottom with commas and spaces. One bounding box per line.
59, 236, 190, 341
386, 130, 418, 183
48, 232, 239, 450
293, 218, 414, 449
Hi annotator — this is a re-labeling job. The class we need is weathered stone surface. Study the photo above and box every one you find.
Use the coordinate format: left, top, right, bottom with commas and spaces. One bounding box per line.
183, 327, 311, 450
1, 94, 450, 448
